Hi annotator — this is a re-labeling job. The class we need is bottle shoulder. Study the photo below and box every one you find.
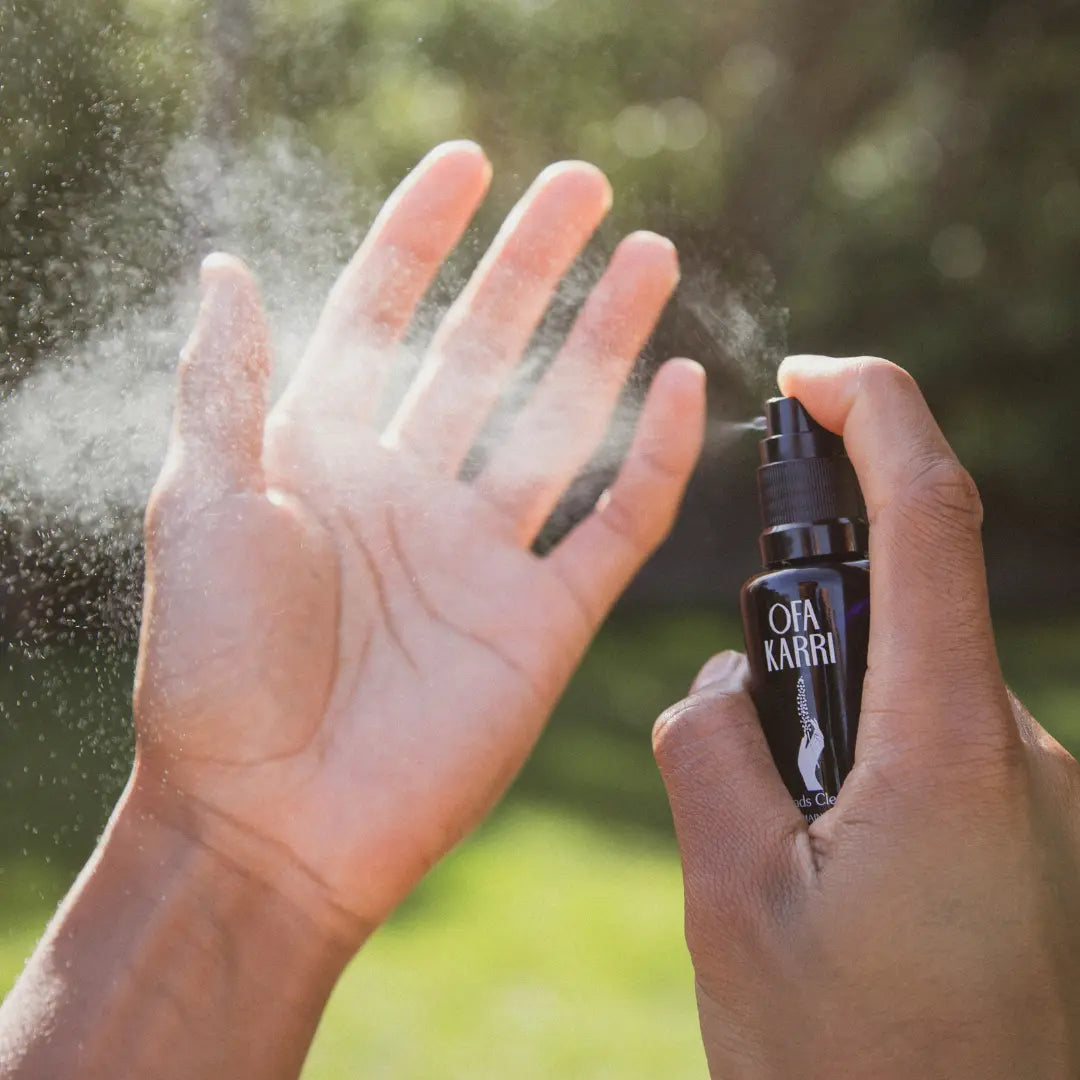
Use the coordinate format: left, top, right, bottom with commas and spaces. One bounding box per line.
741, 558, 869, 598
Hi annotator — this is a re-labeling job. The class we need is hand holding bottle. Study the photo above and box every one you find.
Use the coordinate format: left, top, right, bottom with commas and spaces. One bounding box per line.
654, 355, 1080, 1079
740, 395, 870, 816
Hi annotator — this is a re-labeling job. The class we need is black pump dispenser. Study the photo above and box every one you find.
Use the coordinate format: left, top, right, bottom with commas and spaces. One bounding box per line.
741, 396, 870, 822
756, 397, 868, 567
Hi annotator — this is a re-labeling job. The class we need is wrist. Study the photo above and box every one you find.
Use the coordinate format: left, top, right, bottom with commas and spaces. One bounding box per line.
98, 772, 359, 1073
102, 776, 363, 994
124, 756, 371, 954
3, 769, 362, 1079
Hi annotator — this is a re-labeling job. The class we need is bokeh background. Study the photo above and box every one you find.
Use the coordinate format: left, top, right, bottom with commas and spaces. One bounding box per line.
2, 1, 1079, 1076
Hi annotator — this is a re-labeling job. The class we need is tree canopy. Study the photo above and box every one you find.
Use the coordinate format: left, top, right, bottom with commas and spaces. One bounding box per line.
2, 0, 1078, 612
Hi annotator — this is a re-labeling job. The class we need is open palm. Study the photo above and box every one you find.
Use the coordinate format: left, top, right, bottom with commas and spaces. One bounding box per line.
133, 142, 705, 937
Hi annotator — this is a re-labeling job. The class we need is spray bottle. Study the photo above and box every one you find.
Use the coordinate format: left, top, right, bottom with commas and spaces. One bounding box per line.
740, 397, 870, 823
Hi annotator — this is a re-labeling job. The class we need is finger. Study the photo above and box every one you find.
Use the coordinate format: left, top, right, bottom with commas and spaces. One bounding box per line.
169, 252, 270, 502
475, 231, 679, 543
386, 161, 613, 473
777, 355, 1011, 756
653, 652, 807, 935
284, 141, 492, 424
547, 358, 704, 627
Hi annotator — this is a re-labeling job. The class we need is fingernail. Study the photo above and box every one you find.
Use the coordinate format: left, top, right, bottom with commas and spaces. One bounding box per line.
200, 251, 237, 276
777, 354, 819, 377
778, 354, 849, 378
199, 252, 238, 295
427, 138, 485, 159
535, 161, 613, 211
691, 650, 745, 692
665, 357, 707, 385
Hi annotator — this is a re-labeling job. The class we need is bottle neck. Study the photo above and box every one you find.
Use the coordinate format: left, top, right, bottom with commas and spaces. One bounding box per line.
760, 518, 868, 569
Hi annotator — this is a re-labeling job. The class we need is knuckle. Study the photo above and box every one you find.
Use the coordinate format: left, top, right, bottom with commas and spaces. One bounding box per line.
144, 470, 184, 539
178, 335, 197, 367
601, 491, 654, 552
263, 408, 312, 475
900, 455, 984, 534
652, 693, 722, 767
143, 493, 164, 539
177, 337, 207, 385
637, 438, 685, 486
263, 408, 297, 448
605, 447, 684, 551
867, 710, 1027, 802
652, 697, 697, 765
855, 355, 919, 398
652, 686, 753, 773
969, 736, 1030, 808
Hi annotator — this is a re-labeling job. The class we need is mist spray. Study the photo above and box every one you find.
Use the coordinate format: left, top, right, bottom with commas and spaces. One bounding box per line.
740, 397, 870, 823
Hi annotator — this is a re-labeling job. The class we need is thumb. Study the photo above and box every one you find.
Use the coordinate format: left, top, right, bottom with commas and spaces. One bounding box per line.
653, 651, 807, 922
169, 253, 271, 503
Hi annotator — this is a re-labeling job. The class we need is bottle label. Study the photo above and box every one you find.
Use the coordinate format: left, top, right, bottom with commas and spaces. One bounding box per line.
791, 673, 839, 820
742, 564, 870, 826
764, 599, 837, 672
794, 675, 825, 793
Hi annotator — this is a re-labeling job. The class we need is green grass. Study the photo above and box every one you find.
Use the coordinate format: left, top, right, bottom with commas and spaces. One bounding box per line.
2, 610, 1079, 1077
0, 807, 704, 1079
0, 861, 71, 998
303, 807, 703, 1079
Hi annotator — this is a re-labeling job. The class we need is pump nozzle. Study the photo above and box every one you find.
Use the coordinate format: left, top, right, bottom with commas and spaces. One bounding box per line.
756, 396, 868, 566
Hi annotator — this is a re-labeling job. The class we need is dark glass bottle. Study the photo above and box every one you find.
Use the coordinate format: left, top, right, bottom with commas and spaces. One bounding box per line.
740, 397, 870, 823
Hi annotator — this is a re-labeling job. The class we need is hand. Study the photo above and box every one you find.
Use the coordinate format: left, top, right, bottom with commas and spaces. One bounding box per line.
133, 141, 705, 942
653, 356, 1080, 1078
